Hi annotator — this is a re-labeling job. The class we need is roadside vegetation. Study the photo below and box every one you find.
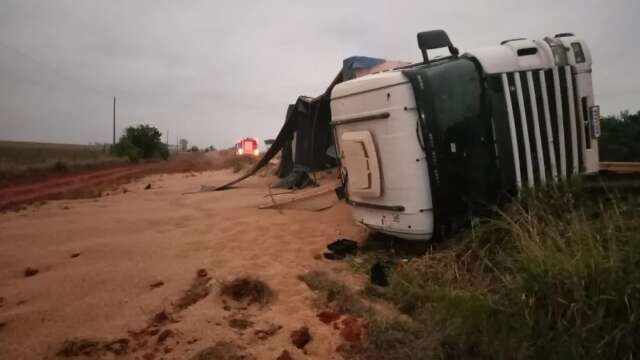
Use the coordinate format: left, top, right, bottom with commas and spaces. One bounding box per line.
0, 140, 125, 182
348, 183, 640, 359
112, 124, 169, 162
0, 125, 170, 183
600, 110, 640, 161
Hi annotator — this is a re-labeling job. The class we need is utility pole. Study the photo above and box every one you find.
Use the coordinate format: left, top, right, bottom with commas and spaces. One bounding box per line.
112, 96, 116, 145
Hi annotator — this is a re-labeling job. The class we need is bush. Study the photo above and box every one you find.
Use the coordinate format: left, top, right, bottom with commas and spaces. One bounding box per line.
157, 143, 169, 160
112, 125, 168, 161
370, 186, 640, 359
600, 110, 640, 161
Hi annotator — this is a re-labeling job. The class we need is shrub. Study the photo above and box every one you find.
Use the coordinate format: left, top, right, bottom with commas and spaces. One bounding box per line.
53, 160, 69, 172
112, 125, 167, 161
220, 276, 274, 306
599, 110, 640, 161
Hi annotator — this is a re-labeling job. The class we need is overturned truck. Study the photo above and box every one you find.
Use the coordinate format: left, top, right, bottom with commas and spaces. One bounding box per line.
216, 30, 601, 241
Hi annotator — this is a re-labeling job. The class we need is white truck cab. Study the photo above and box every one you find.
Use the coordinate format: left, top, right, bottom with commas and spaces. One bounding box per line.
331, 30, 599, 241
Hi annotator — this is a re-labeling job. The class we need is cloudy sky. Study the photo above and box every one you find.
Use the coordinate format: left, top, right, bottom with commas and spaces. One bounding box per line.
1, 0, 638, 148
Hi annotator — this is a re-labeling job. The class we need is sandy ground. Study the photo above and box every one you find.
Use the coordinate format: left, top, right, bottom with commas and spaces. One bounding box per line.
0, 167, 367, 359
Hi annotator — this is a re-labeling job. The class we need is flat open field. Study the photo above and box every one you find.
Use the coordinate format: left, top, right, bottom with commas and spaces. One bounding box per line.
0, 140, 119, 165
0, 140, 125, 182
0, 151, 240, 211
0, 160, 368, 359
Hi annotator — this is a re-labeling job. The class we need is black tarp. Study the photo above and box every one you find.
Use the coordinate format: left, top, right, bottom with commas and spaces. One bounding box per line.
205, 72, 343, 191
204, 56, 404, 191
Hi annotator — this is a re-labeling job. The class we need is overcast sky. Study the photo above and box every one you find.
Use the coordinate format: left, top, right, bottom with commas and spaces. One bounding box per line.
1, 0, 638, 148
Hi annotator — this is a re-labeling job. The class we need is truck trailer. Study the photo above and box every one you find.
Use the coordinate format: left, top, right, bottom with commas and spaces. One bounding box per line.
331, 30, 600, 240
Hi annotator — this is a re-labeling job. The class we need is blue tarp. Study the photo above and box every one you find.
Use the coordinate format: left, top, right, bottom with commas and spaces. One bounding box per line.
342, 56, 386, 81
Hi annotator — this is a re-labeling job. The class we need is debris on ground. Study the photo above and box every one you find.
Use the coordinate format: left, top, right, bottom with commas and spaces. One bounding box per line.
290, 326, 311, 349
70, 252, 80, 258
102, 338, 130, 355
174, 270, 212, 311
190, 341, 254, 360
149, 309, 173, 327
156, 329, 174, 344
57, 338, 101, 357
370, 262, 390, 287
57, 337, 130, 357
144, 184, 152, 190
276, 349, 294, 360
254, 323, 282, 340
197, 268, 208, 277
228, 318, 254, 330
24, 267, 39, 277
220, 276, 274, 305
149, 280, 165, 289
317, 309, 341, 324
324, 239, 358, 260
339, 316, 365, 345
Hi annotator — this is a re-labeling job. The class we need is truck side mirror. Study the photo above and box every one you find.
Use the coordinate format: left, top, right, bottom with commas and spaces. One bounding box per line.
417, 30, 459, 63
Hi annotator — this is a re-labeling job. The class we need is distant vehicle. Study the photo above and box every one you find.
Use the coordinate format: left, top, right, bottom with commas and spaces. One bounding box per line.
236, 137, 260, 156
332, 30, 600, 241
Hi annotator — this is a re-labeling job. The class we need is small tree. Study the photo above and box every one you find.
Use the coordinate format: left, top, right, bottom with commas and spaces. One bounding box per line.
179, 138, 189, 152
113, 125, 169, 162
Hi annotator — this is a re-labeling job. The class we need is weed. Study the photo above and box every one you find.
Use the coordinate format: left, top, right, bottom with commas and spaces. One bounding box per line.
298, 270, 372, 317
220, 276, 274, 306
173, 271, 212, 311
367, 187, 640, 359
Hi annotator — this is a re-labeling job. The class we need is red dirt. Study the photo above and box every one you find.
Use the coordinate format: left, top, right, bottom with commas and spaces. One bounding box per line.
339, 316, 365, 345
317, 310, 341, 324
0, 152, 227, 212
290, 326, 311, 349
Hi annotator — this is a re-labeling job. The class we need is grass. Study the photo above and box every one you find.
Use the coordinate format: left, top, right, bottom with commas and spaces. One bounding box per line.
220, 276, 274, 306
362, 184, 640, 359
0, 140, 125, 181
298, 270, 374, 318
225, 153, 257, 173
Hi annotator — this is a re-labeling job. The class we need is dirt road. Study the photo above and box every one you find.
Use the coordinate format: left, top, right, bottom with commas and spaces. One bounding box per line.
0, 152, 234, 212
0, 165, 366, 359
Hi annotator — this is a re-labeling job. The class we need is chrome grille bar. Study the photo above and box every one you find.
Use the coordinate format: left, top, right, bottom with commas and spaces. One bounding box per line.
552, 67, 567, 179
514, 72, 534, 187
501, 73, 522, 188
539, 70, 558, 181
526, 71, 546, 183
565, 65, 579, 175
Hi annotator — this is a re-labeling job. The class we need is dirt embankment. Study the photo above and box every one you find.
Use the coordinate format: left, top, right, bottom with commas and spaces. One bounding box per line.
0, 150, 252, 212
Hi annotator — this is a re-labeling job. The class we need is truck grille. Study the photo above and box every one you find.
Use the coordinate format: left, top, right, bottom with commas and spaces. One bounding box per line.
500, 66, 583, 187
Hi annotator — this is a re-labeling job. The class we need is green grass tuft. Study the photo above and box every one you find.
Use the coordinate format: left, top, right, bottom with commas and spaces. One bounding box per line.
363, 185, 640, 359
